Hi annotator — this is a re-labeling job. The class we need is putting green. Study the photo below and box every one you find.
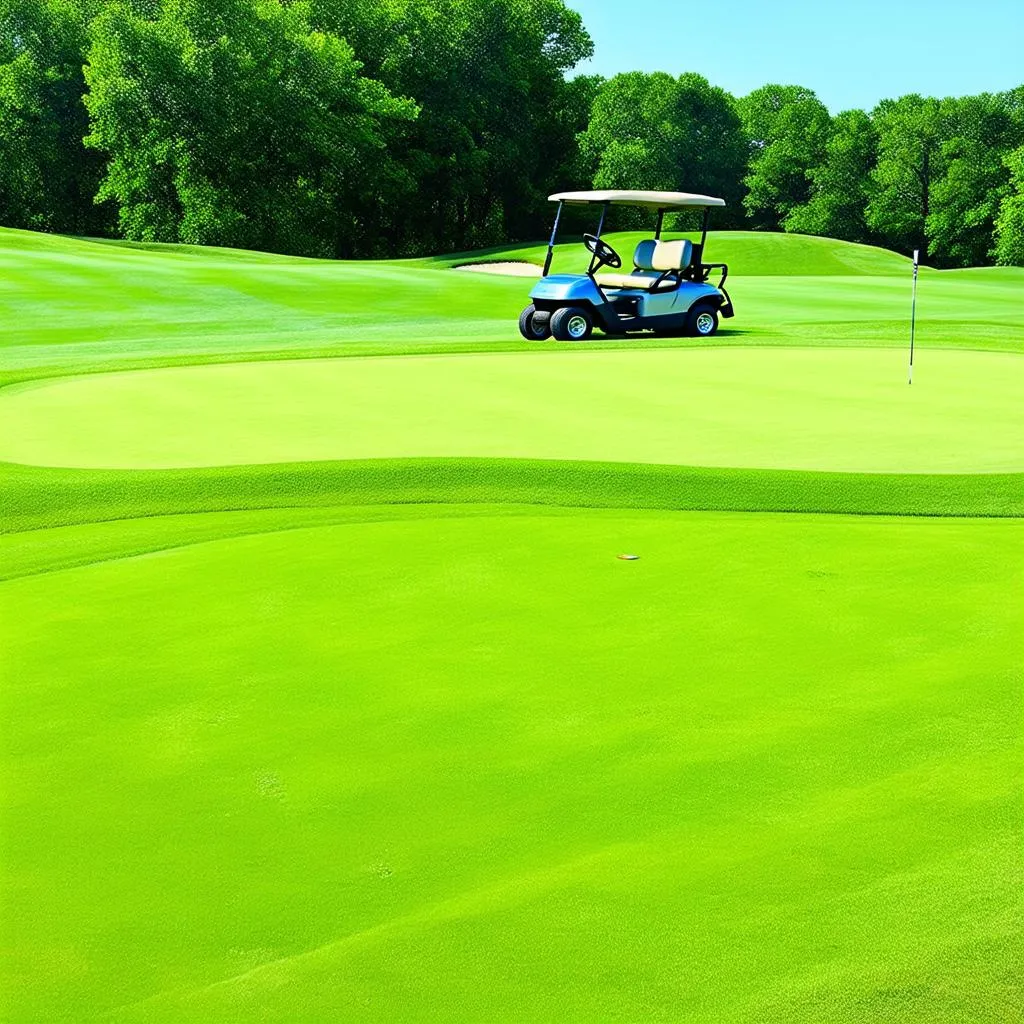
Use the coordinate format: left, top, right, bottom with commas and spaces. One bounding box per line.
3, 510, 1020, 1023
2, 347, 1021, 472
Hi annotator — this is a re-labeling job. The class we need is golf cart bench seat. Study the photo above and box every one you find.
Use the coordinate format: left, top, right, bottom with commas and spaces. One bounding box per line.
595, 272, 660, 290
597, 238, 692, 290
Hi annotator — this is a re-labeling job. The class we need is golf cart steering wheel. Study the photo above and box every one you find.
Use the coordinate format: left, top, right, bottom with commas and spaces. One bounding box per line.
583, 233, 622, 270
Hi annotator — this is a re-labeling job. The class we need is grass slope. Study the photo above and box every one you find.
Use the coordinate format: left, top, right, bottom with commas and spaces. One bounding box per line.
2, 228, 1022, 386
3, 512, 1021, 1023
4, 458, 1022, 544
431, 228, 917, 276
1, 227, 1021, 1024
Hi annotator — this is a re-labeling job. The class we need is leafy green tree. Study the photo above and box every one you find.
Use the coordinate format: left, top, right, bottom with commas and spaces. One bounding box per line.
308, 0, 593, 253
580, 71, 747, 228
0, 0, 108, 233
736, 84, 830, 230
785, 109, 876, 243
866, 94, 945, 256
993, 145, 1024, 265
84, 0, 417, 256
533, 74, 604, 207
926, 89, 1024, 266
2, 0, 1017, 264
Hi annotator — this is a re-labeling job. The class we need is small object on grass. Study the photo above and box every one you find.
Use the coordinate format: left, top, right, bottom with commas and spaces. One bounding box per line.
617, 553, 640, 561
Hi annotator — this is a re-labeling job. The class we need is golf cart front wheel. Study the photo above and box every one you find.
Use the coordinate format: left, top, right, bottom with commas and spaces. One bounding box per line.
687, 304, 719, 338
551, 306, 594, 341
519, 304, 552, 341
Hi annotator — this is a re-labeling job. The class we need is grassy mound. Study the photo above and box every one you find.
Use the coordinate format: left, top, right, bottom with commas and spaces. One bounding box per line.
431, 229, 917, 277
3, 227, 1021, 387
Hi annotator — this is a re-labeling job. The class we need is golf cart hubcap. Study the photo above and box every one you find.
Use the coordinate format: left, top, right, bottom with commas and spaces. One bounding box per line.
696, 312, 715, 334
568, 315, 588, 338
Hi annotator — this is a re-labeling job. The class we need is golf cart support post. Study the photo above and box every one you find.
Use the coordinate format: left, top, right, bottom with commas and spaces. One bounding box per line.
523, 190, 735, 342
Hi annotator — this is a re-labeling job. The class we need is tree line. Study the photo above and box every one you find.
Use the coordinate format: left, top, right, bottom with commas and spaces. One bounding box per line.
2, 0, 1022, 266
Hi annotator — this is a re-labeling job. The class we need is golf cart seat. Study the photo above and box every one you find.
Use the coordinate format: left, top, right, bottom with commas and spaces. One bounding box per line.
597, 238, 692, 290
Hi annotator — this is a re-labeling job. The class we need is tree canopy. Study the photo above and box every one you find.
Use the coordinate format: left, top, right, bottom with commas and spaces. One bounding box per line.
84, 0, 417, 256
580, 71, 746, 229
993, 145, 1024, 265
0, 0, 1021, 265
785, 109, 876, 244
0, 0, 107, 234
736, 84, 831, 231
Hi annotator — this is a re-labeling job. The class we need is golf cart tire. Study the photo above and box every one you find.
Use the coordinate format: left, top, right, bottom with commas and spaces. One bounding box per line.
551, 305, 594, 341
686, 303, 719, 338
519, 304, 552, 341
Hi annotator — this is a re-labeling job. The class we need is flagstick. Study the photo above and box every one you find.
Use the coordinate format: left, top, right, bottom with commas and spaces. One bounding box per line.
908, 248, 919, 385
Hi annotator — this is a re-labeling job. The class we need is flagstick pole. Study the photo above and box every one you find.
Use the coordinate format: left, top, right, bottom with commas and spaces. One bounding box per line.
908, 249, 919, 385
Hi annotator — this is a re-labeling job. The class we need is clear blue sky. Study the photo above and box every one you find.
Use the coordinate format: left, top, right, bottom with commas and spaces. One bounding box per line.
566, 0, 1024, 112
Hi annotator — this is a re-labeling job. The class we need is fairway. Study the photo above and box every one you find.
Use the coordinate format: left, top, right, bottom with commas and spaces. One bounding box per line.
2, 347, 1022, 472
2, 227, 1023, 375
4, 511, 1021, 1023
2, 227, 1022, 1024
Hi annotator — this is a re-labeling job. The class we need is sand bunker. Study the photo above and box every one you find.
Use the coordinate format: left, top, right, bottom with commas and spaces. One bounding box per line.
454, 261, 542, 277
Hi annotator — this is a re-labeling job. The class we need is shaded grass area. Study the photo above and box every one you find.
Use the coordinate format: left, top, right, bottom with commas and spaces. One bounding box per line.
3, 458, 1022, 537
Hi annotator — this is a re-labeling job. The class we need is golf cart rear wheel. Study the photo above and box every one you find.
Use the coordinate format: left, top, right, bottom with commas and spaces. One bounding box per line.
687, 304, 719, 338
551, 305, 594, 341
519, 304, 551, 341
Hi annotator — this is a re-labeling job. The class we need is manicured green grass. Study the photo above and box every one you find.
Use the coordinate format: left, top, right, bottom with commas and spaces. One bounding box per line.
430, 228, 918, 276
2, 227, 1022, 386
1, 226, 1021, 1023
2, 348, 1021, 472
3, 512, 1021, 1022
3, 459, 1022, 542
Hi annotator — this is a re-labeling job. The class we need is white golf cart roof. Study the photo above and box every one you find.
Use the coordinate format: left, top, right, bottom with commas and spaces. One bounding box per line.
548, 189, 726, 209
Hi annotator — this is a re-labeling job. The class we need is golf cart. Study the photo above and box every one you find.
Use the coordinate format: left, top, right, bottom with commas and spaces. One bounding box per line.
519, 190, 734, 341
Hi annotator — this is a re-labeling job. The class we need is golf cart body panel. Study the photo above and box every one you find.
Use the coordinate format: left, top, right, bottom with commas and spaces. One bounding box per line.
530, 274, 605, 304
519, 188, 736, 341
627, 280, 722, 317
529, 276, 725, 335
